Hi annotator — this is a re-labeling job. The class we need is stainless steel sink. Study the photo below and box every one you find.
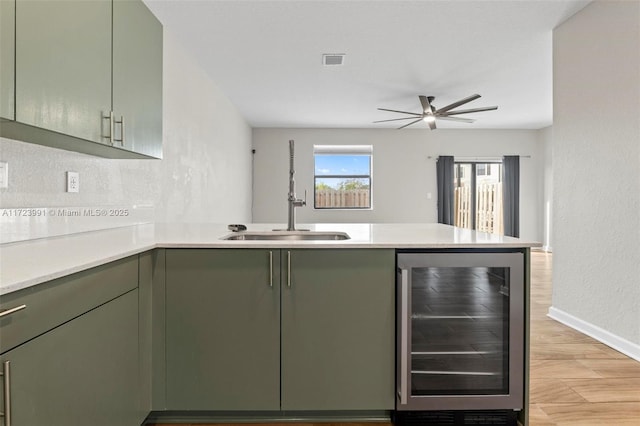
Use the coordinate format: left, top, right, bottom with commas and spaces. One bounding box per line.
221, 231, 350, 241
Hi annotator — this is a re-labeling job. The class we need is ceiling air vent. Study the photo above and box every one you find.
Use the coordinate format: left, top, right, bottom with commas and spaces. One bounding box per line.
323, 53, 345, 66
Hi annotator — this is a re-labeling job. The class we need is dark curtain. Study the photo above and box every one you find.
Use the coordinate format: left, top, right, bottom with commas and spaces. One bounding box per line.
503, 155, 520, 237
436, 156, 455, 225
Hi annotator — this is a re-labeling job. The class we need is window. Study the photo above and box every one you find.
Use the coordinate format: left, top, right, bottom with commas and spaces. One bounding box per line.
314, 145, 372, 209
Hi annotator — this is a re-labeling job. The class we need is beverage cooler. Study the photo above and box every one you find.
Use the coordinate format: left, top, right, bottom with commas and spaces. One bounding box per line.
395, 250, 525, 426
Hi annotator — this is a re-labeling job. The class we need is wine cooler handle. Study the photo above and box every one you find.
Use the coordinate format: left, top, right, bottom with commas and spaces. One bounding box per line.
268, 251, 273, 287
400, 267, 409, 405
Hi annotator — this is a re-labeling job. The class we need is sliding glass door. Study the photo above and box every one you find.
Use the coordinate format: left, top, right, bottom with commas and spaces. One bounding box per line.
454, 162, 503, 235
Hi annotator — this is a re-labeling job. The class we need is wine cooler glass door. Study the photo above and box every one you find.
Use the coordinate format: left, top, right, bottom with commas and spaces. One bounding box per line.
397, 252, 524, 411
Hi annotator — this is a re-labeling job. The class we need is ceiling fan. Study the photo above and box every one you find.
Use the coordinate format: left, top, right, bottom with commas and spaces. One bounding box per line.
374, 94, 498, 130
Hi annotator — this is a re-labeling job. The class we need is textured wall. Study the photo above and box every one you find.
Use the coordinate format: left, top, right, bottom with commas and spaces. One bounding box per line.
0, 29, 252, 239
156, 31, 252, 223
252, 128, 544, 242
539, 126, 553, 251
553, 0, 640, 344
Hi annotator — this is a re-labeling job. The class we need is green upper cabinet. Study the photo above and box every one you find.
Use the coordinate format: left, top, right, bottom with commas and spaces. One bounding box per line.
112, 0, 163, 158
0, 0, 15, 120
6, 0, 162, 159
15, 0, 112, 143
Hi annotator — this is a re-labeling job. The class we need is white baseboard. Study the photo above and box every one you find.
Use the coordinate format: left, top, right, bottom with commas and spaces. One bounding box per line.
548, 306, 640, 362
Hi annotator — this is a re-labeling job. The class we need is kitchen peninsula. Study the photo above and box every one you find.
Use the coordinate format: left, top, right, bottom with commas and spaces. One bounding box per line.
0, 223, 539, 426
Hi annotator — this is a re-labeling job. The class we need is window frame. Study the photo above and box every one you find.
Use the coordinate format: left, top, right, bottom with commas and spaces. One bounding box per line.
313, 145, 373, 210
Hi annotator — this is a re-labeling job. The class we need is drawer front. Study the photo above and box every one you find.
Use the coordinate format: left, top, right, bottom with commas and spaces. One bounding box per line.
0, 256, 138, 353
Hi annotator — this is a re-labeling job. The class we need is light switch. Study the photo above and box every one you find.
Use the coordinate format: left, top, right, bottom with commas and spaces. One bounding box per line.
0, 162, 8, 188
67, 171, 79, 193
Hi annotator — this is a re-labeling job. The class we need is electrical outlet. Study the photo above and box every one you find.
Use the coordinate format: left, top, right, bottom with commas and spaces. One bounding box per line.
0, 162, 7, 189
66, 171, 79, 193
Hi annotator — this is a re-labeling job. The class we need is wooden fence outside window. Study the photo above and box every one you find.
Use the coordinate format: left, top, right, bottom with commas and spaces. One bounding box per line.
454, 183, 503, 235
315, 189, 370, 208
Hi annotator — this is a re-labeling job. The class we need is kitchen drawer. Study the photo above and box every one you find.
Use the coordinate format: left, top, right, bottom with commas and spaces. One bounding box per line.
0, 255, 138, 353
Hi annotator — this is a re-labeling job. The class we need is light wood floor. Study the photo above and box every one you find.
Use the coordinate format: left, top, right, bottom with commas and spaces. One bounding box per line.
150, 251, 640, 426
528, 251, 640, 425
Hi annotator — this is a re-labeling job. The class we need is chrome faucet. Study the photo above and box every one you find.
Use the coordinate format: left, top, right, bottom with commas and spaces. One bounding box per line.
286, 139, 306, 231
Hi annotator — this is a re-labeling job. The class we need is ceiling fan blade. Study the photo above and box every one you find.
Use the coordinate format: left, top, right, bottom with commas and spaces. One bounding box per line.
437, 116, 476, 123
428, 118, 436, 130
377, 108, 422, 116
436, 94, 481, 114
441, 106, 498, 116
419, 95, 433, 114
373, 116, 426, 123
397, 118, 424, 129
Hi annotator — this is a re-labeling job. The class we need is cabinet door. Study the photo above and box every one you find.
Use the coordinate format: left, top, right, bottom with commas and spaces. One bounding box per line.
0, 0, 15, 120
113, 0, 163, 158
0, 290, 139, 426
166, 249, 280, 410
15, 0, 111, 143
281, 249, 396, 410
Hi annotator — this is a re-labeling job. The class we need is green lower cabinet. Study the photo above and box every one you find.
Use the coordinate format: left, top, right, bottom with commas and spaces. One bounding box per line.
165, 248, 395, 412
281, 249, 395, 410
0, 289, 139, 426
165, 249, 281, 410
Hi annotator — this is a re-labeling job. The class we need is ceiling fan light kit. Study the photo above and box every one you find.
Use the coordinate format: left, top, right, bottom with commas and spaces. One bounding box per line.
375, 94, 498, 130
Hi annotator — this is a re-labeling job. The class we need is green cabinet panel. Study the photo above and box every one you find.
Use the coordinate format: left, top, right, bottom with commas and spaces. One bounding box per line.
281, 249, 395, 410
0, 289, 139, 426
164, 248, 395, 412
4, 0, 162, 159
166, 249, 281, 410
0, 255, 138, 354
0, 0, 15, 120
15, 0, 112, 143
113, 0, 163, 158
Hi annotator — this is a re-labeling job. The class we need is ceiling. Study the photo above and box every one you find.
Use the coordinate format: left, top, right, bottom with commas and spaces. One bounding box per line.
144, 0, 591, 130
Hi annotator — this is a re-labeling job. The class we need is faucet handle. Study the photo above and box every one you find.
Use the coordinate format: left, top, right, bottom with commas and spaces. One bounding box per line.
303, 189, 307, 206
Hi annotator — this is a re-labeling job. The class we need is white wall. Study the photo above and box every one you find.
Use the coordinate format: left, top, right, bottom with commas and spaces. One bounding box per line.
156, 31, 252, 223
539, 126, 553, 251
551, 0, 640, 354
0, 29, 252, 231
252, 128, 544, 242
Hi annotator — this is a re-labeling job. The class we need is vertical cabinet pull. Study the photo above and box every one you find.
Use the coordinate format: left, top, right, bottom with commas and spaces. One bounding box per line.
269, 251, 273, 287
102, 112, 125, 146
287, 251, 291, 288
103, 111, 115, 145
0, 361, 11, 426
114, 115, 125, 146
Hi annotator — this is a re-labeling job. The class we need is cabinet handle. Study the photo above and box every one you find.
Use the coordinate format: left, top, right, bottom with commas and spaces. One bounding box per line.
103, 111, 115, 145
269, 251, 273, 287
399, 268, 409, 405
114, 115, 125, 146
0, 305, 26, 319
0, 361, 11, 426
287, 251, 291, 288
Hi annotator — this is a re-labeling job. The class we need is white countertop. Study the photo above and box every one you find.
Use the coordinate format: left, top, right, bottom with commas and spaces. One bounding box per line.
0, 222, 540, 295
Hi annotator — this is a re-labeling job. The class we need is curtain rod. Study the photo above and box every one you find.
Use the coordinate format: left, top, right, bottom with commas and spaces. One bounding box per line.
429, 155, 532, 160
